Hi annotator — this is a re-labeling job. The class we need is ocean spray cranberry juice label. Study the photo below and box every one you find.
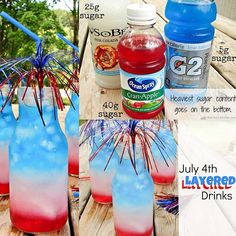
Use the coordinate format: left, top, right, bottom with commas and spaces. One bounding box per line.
121, 69, 165, 112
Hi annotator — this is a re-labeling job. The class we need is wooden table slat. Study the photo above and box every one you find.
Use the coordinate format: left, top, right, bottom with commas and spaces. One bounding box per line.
214, 14, 236, 40
79, 196, 114, 236
68, 176, 79, 236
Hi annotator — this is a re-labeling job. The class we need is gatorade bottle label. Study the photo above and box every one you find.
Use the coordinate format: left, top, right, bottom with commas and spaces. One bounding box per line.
165, 38, 213, 89
121, 69, 165, 112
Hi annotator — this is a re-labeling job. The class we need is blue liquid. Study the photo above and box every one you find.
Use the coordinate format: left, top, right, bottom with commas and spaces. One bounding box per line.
157, 125, 177, 155
89, 136, 119, 203
164, 0, 217, 89
9, 98, 69, 232
90, 136, 119, 174
0, 96, 16, 142
65, 93, 79, 175
65, 93, 79, 138
0, 96, 16, 195
10, 103, 68, 174
165, 0, 217, 44
112, 158, 154, 235
112, 158, 154, 206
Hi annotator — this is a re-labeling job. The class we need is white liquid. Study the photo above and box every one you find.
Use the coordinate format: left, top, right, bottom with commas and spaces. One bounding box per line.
87, 0, 129, 89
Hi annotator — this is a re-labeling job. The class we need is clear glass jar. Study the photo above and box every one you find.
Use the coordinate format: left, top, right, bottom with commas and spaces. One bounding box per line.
9, 87, 68, 233
65, 92, 79, 176
112, 147, 154, 236
89, 135, 119, 204
0, 85, 16, 196
150, 123, 177, 184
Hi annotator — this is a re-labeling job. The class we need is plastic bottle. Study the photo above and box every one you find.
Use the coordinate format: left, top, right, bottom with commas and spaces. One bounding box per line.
118, 3, 166, 119
165, 0, 217, 89
87, 0, 129, 89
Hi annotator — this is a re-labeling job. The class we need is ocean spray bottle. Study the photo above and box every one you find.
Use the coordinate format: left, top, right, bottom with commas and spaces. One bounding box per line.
165, 0, 217, 89
118, 3, 166, 119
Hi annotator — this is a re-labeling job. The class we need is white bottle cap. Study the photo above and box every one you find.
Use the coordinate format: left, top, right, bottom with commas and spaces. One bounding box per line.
127, 3, 157, 25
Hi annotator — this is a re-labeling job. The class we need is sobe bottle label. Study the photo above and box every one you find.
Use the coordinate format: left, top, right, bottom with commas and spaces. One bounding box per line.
165, 38, 213, 89
121, 69, 165, 112
89, 26, 127, 76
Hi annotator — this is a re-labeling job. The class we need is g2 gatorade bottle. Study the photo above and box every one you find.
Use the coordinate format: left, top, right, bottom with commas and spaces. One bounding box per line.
165, 0, 217, 89
118, 3, 166, 119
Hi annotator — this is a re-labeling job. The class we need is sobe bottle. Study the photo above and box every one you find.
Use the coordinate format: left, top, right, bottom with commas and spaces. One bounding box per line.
165, 0, 217, 89
118, 4, 166, 119
88, 0, 128, 89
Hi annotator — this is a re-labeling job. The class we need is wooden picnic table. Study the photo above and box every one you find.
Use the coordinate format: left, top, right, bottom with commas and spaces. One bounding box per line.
79, 0, 236, 120
0, 106, 79, 236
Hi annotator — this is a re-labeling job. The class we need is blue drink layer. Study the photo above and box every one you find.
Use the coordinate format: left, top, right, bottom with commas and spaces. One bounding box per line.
8, 89, 68, 231
112, 158, 154, 233
89, 136, 119, 201
0, 96, 16, 142
156, 127, 177, 155
65, 93, 79, 138
150, 126, 177, 184
0, 95, 16, 195
90, 136, 119, 173
165, 0, 217, 43
112, 158, 154, 207
10, 104, 68, 174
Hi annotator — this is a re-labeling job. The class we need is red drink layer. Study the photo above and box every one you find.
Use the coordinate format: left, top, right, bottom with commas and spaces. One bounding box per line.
68, 158, 79, 176
10, 209, 67, 233
118, 34, 166, 119
115, 226, 153, 236
152, 174, 176, 185
92, 191, 112, 204
67, 137, 79, 176
0, 183, 9, 196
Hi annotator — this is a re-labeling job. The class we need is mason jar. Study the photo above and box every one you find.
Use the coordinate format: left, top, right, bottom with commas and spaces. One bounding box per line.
9, 87, 68, 233
112, 145, 154, 236
150, 124, 177, 184
65, 91, 79, 176
89, 134, 119, 204
0, 85, 16, 196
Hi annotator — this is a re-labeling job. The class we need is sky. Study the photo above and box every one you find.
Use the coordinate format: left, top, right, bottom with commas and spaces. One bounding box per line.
47, 0, 73, 11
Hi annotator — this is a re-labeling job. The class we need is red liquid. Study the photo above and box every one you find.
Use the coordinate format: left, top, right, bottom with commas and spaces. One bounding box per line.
115, 226, 153, 236
152, 174, 176, 185
0, 183, 9, 196
92, 191, 112, 204
118, 34, 166, 119
68, 159, 79, 176
10, 209, 67, 233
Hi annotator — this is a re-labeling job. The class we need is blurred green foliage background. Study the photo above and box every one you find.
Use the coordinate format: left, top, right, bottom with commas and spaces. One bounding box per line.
0, 0, 79, 58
